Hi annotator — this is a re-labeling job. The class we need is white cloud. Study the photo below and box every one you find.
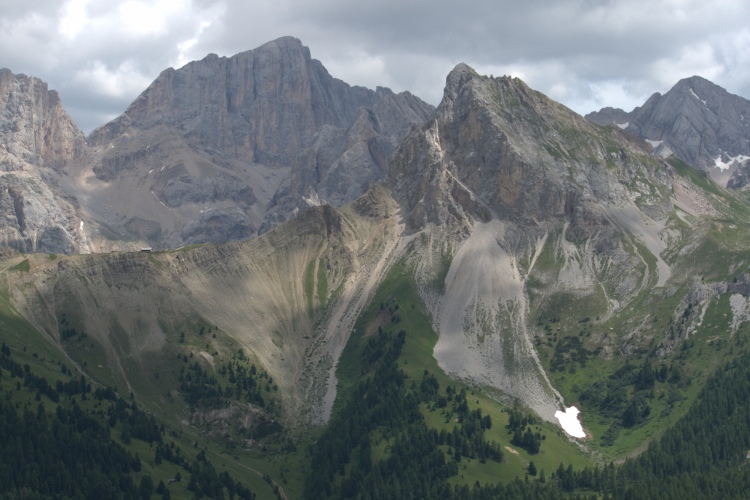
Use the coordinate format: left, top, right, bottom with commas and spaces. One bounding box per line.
58, 0, 90, 39
74, 60, 153, 99
176, 20, 213, 68
650, 42, 724, 90
59, 0, 200, 41
322, 50, 389, 88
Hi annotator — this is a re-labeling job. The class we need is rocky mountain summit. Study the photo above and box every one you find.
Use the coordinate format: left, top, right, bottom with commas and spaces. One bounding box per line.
389, 64, 675, 419
586, 76, 750, 187
69, 37, 432, 248
0, 69, 89, 253
391, 63, 671, 234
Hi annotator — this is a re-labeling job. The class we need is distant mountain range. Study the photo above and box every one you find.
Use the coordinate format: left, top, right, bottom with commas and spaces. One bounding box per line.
586, 75, 750, 187
4, 41, 750, 255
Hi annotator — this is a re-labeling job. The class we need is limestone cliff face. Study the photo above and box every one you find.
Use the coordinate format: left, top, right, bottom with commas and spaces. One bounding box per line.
0, 69, 85, 171
390, 64, 670, 237
78, 37, 433, 247
586, 76, 750, 187
262, 88, 434, 231
0, 69, 88, 253
88, 37, 380, 166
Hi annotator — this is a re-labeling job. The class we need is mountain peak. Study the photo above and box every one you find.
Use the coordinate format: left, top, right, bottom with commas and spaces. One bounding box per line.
259, 35, 304, 47
588, 75, 750, 181
390, 64, 667, 235
448, 62, 476, 77
259, 35, 308, 53
74, 37, 434, 248
669, 75, 731, 104
674, 75, 716, 89
443, 63, 477, 101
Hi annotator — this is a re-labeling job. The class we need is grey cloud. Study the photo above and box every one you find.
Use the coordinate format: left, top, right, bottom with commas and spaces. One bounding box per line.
1, 0, 748, 133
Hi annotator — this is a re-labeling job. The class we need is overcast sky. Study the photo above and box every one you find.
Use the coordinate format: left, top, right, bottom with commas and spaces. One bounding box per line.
2, 0, 749, 134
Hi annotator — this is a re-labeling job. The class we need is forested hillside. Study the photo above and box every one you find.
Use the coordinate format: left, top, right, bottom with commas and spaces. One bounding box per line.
301, 295, 750, 499
0, 341, 259, 499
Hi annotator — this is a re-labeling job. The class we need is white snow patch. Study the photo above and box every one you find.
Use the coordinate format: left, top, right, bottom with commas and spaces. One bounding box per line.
555, 406, 585, 438
616, 122, 629, 129
689, 88, 707, 106
148, 169, 153, 174
645, 139, 663, 148
714, 154, 750, 170
303, 190, 322, 207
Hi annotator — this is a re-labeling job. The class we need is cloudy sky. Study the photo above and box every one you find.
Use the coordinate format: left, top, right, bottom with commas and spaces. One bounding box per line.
2, 0, 749, 134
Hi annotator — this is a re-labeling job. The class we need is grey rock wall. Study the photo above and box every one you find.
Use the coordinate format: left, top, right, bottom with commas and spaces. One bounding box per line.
586, 76, 750, 187
80, 37, 434, 247
0, 69, 88, 253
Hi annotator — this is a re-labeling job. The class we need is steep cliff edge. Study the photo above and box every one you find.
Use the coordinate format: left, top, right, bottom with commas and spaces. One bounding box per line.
70, 37, 432, 248
0, 69, 89, 253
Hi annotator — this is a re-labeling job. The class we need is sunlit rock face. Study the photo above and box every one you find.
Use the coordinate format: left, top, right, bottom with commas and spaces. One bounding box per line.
0, 68, 89, 254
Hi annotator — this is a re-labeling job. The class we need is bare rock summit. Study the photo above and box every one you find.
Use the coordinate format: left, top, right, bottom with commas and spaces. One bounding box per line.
390, 64, 671, 236
586, 76, 750, 187
72, 37, 433, 248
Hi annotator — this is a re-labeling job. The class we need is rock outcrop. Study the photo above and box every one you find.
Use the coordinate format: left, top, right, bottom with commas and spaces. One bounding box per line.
262, 88, 433, 231
390, 64, 671, 235
71, 37, 433, 248
586, 76, 750, 187
0, 69, 89, 253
